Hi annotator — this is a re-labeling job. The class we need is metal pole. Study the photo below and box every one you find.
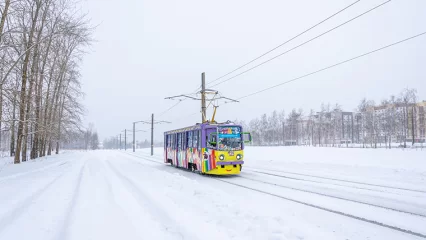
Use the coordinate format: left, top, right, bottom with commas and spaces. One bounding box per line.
151, 113, 154, 156
342, 114, 344, 141
125, 129, 127, 151
133, 122, 136, 152
201, 72, 206, 123
351, 113, 354, 145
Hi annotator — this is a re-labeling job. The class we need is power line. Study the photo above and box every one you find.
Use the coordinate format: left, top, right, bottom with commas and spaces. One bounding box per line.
209, 0, 392, 89
157, 100, 184, 117
206, 0, 361, 87
173, 112, 199, 123
137, 98, 189, 123
236, 31, 426, 100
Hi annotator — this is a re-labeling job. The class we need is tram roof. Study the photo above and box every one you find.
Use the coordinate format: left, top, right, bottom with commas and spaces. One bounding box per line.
164, 121, 240, 135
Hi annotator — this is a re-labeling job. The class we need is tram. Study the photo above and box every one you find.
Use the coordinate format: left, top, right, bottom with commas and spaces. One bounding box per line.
164, 121, 251, 175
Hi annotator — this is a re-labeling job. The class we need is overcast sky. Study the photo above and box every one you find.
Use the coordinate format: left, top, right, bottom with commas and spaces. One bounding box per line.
79, 0, 426, 142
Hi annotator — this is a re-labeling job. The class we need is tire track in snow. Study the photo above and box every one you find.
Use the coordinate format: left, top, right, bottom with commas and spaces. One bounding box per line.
0, 161, 69, 184
122, 151, 164, 165
245, 167, 426, 194
213, 178, 426, 239
105, 159, 188, 240
238, 175, 426, 218
0, 166, 69, 233
53, 161, 86, 240
100, 159, 183, 239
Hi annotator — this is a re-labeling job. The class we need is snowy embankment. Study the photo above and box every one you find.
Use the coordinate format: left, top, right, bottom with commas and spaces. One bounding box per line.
0, 147, 425, 240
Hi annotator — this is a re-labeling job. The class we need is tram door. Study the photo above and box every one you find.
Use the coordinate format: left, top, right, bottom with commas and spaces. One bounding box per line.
205, 128, 217, 149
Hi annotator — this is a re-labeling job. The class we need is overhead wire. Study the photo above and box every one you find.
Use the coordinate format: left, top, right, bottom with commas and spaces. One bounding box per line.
139, 0, 410, 129
233, 31, 426, 101
157, 99, 184, 117
206, 0, 362, 87
209, 0, 392, 89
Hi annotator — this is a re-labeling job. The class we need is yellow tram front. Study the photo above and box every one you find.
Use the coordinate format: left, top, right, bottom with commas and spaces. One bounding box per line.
203, 125, 251, 175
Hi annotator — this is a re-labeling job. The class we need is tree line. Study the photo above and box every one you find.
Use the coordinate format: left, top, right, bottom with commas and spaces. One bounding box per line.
102, 136, 163, 150
0, 0, 93, 163
62, 123, 99, 150
236, 88, 424, 148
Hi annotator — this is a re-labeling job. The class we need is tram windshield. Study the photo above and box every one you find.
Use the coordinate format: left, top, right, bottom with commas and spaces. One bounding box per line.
217, 126, 242, 151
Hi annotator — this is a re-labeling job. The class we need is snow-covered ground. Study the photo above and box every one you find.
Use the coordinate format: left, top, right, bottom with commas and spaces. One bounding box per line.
0, 147, 425, 240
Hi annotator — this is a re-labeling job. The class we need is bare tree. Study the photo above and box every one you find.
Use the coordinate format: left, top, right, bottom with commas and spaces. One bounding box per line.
0, 0, 93, 163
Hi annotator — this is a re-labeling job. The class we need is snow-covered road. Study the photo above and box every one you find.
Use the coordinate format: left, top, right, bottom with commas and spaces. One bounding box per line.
0, 148, 425, 240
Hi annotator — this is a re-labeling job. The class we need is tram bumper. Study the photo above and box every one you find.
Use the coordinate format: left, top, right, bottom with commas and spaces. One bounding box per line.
207, 161, 244, 175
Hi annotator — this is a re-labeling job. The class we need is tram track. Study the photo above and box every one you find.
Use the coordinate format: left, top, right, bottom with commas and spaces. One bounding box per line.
245, 169, 426, 198
128, 151, 426, 196
120, 151, 426, 239
237, 174, 426, 218
245, 166, 426, 194
244, 168, 399, 194
213, 177, 426, 239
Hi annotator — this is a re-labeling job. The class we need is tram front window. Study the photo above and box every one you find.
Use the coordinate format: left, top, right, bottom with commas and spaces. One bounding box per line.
217, 126, 242, 151
218, 137, 242, 151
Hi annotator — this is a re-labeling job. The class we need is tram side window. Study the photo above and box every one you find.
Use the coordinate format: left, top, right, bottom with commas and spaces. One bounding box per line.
183, 132, 187, 149
181, 133, 184, 150
199, 131, 201, 149
177, 133, 181, 150
193, 130, 198, 149
182, 133, 185, 150
187, 131, 193, 148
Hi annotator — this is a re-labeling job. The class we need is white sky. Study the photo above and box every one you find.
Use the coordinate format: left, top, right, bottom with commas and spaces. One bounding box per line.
79, 0, 426, 141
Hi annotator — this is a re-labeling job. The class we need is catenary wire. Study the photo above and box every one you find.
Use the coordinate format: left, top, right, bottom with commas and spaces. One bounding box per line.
235, 31, 426, 100
190, 0, 362, 94
206, 0, 362, 87
209, 0, 392, 89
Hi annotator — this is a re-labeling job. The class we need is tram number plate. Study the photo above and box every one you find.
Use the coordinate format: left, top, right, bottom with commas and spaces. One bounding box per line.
228, 151, 234, 156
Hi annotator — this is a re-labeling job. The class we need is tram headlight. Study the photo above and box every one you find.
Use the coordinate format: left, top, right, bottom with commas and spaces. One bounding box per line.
236, 154, 242, 160
219, 154, 225, 160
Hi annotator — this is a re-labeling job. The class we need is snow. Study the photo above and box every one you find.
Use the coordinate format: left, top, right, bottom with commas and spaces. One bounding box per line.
0, 147, 425, 240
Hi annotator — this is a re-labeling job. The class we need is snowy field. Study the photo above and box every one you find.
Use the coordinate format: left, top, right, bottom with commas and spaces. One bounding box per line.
0, 147, 425, 240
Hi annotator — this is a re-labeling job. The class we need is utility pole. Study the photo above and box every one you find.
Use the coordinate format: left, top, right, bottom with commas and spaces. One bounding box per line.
201, 72, 206, 123
151, 113, 154, 155
119, 134, 121, 150
132, 117, 169, 155
133, 122, 135, 152
351, 113, 354, 145
147, 114, 170, 156
282, 122, 285, 146
124, 129, 127, 151
165, 72, 237, 124
132, 122, 147, 152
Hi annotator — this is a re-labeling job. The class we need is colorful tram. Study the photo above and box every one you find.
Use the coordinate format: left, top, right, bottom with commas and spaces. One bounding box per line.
164, 122, 251, 175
